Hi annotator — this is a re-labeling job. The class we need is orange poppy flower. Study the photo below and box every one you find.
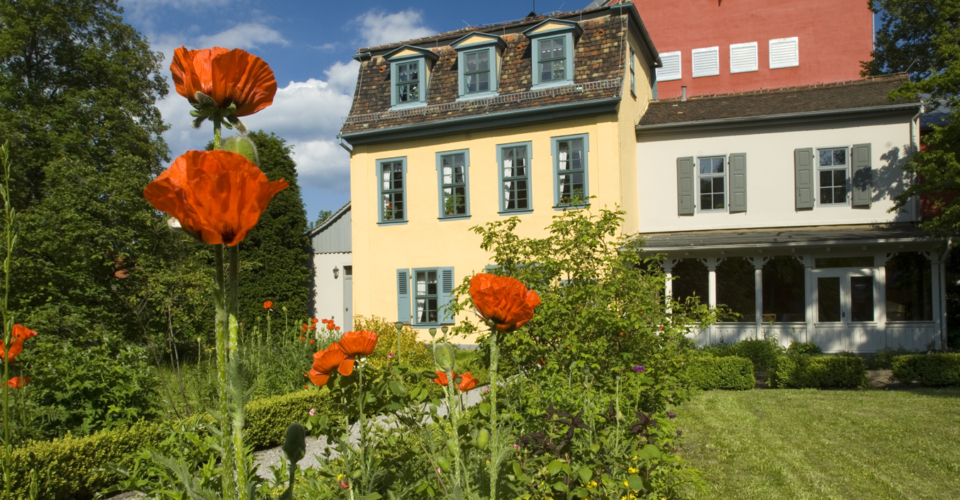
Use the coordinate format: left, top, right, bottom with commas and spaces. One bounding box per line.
143, 150, 288, 247
434, 371, 457, 386
263, 301, 273, 310
300, 336, 306, 341
170, 46, 277, 117
311, 318, 319, 324
468, 273, 541, 332
337, 331, 378, 376
6, 377, 28, 389
309, 345, 347, 387
0, 325, 37, 363
335, 326, 340, 331
458, 372, 478, 392
309, 339, 316, 344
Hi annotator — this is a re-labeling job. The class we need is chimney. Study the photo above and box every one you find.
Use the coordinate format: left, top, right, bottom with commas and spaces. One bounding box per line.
681, 86, 687, 102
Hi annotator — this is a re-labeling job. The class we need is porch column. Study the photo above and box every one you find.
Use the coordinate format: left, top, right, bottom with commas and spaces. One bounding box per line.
804, 255, 814, 343
874, 254, 888, 344
754, 258, 763, 340
707, 258, 717, 344
662, 260, 674, 308
932, 253, 944, 350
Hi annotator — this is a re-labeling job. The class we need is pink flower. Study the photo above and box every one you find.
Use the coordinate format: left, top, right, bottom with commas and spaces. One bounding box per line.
388, 352, 395, 359
309, 408, 316, 416
513, 443, 520, 451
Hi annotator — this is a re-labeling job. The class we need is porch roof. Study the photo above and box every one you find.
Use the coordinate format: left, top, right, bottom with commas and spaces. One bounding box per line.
637, 224, 937, 253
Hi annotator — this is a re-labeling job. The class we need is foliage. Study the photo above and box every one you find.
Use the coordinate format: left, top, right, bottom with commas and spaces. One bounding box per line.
767, 355, 867, 389
867, 0, 960, 236
701, 338, 783, 373
238, 322, 322, 401
245, 387, 341, 448
891, 353, 960, 386
686, 356, 755, 390
312, 210, 333, 230
354, 314, 433, 370
865, 347, 911, 370
785, 341, 823, 357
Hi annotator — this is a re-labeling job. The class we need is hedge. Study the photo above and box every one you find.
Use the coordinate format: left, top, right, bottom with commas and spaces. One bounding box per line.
891, 353, 960, 386
687, 356, 755, 390
7, 387, 339, 499
767, 354, 867, 389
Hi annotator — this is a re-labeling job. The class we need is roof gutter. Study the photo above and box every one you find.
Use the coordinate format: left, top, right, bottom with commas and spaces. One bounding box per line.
640, 235, 935, 254
636, 102, 922, 135
337, 134, 353, 153
341, 96, 621, 146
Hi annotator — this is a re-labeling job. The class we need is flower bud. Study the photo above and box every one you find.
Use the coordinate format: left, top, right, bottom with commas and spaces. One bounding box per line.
477, 429, 489, 450
433, 342, 456, 372
436, 456, 451, 473
446, 438, 458, 456
222, 135, 259, 166
282, 423, 306, 465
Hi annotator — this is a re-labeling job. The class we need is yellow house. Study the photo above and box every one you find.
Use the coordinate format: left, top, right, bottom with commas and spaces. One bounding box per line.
337, 4, 661, 339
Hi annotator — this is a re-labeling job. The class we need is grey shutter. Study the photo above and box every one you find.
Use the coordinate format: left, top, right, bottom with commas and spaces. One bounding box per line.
677, 157, 695, 216
729, 153, 747, 213
794, 148, 815, 210
397, 269, 411, 324
851, 143, 872, 208
438, 267, 455, 324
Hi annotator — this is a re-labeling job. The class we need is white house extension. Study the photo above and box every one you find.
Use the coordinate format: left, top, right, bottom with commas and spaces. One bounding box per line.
636, 75, 947, 353
309, 202, 353, 330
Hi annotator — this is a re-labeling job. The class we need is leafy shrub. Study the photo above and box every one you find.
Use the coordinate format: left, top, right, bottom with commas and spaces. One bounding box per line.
891, 353, 960, 386
245, 386, 341, 448
687, 356, 755, 390
355, 314, 433, 369
767, 355, 867, 389
866, 347, 911, 370
786, 341, 823, 356
702, 337, 783, 372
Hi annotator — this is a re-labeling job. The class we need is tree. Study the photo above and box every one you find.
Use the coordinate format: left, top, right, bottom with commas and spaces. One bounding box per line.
868, 0, 960, 235
313, 210, 333, 230
234, 131, 311, 326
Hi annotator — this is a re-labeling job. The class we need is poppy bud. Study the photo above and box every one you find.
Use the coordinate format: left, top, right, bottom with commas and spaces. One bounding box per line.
477, 429, 489, 450
282, 423, 306, 464
446, 438, 458, 456
194, 90, 218, 111
436, 456, 451, 473
222, 135, 259, 166
433, 342, 456, 372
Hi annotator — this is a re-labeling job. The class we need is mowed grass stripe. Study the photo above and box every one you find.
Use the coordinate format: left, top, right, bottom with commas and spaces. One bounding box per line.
676, 389, 960, 500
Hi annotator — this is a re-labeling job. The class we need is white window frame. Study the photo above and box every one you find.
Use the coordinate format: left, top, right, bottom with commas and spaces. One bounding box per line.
816, 146, 850, 207
729, 42, 758, 73
657, 51, 681, 82
691, 47, 720, 78
697, 155, 728, 213
769, 37, 799, 69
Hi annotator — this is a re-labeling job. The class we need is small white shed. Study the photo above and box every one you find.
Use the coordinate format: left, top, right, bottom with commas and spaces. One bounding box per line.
309, 202, 352, 330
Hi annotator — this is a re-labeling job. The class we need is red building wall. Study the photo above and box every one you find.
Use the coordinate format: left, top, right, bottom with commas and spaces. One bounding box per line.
632, 0, 874, 99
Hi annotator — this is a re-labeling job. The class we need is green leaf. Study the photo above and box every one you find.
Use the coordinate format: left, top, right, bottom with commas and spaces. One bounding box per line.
577, 468, 592, 482
626, 474, 643, 491
636, 444, 662, 461
552, 481, 569, 492
547, 460, 564, 475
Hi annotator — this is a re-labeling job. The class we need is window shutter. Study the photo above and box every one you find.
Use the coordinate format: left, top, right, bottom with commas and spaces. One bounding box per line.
691, 47, 719, 78
657, 52, 681, 81
851, 143, 872, 208
730, 42, 758, 73
438, 267, 455, 324
795, 148, 815, 210
769, 37, 799, 69
389, 63, 398, 106
729, 153, 747, 213
677, 157, 695, 216
397, 269, 411, 324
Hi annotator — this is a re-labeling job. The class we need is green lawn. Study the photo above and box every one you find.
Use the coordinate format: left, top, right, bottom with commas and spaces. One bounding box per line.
676, 388, 960, 500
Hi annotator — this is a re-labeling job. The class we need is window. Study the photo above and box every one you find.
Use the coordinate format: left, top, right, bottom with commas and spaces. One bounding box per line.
672, 259, 708, 304
436, 150, 470, 219
402, 267, 455, 326
538, 37, 567, 83
451, 33, 505, 99
730, 42, 758, 73
498, 142, 532, 213
552, 134, 589, 207
818, 148, 848, 205
524, 19, 581, 88
691, 47, 720, 78
384, 45, 437, 108
886, 252, 933, 321
698, 156, 726, 211
415, 269, 438, 324
464, 50, 490, 94
657, 51, 681, 81
377, 158, 406, 223
769, 37, 799, 69
629, 47, 636, 96
395, 61, 420, 103
762, 257, 805, 322
716, 257, 756, 322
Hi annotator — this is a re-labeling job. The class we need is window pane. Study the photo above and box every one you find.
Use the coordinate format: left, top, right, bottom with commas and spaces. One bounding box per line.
820, 187, 833, 204
819, 150, 833, 166
716, 257, 756, 322
818, 277, 841, 322
885, 252, 933, 321
850, 276, 874, 322
712, 177, 724, 193
672, 259, 708, 305
477, 50, 489, 70
762, 257, 805, 322
833, 149, 846, 165
700, 178, 711, 194
713, 193, 725, 210
478, 72, 488, 91
466, 52, 478, 72
815, 257, 873, 268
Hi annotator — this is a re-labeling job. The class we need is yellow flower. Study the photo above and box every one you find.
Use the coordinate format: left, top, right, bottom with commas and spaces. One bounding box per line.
337, 474, 344, 481
632, 455, 638, 461
588, 481, 598, 488
628, 467, 638, 473
624, 481, 629, 487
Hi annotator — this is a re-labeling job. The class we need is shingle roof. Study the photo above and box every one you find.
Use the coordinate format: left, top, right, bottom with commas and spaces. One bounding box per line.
639, 75, 919, 128
339, 9, 633, 136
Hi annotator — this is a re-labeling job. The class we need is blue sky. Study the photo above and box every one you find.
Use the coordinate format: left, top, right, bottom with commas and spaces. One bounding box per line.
117, 0, 579, 223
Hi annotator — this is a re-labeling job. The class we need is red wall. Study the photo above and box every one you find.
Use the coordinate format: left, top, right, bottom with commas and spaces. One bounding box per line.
632, 0, 874, 99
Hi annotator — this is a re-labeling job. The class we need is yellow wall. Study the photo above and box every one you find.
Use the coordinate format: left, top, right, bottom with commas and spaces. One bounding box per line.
348, 30, 652, 341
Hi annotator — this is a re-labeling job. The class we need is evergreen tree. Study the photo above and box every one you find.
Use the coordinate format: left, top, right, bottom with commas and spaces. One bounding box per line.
868, 0, 960, 235
235, 131, 311, 326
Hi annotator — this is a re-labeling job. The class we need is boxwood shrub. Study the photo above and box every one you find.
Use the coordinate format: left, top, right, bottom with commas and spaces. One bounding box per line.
767, 354, 867, 389
7, 388, 341, 499
687, 356, 755, 390
891, 353, 960, 386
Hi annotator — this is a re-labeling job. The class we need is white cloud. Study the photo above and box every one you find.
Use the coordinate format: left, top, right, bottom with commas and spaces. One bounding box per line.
324, 60, 360, 94
247, 77, 354, 144
354, 9, 435, 48
195, 22, 289, 49
290, 140, 351, 194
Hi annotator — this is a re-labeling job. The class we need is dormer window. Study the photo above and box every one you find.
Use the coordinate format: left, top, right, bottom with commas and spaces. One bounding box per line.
383, 45, 439, 109
523, 19, 582, 88
451, 33, 506, 100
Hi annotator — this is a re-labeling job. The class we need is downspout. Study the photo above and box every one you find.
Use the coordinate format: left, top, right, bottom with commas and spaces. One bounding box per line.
939, 238, 952, 350
909, 102, 924, 218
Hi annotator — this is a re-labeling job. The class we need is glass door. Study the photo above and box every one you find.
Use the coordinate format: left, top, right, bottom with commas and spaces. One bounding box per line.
814, 269, 875, 324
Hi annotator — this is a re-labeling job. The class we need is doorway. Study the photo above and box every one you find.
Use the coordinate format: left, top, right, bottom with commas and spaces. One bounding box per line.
343, 265, 353, 331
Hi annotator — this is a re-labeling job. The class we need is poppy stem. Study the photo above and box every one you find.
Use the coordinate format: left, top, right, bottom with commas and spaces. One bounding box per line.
488, 326, 499, 500
213, 245, 234, 497
444, 370, 462, 487
213, 114, 223, 151
227, 244, 248, 500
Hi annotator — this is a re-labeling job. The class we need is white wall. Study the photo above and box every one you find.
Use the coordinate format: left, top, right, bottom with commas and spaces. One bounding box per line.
636, 115, 916, 233
313, 252, 352, 326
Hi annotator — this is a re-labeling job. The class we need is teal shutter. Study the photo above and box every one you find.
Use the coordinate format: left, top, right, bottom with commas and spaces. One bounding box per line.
439, 267, 455, 324
397, 269, 411, 324
851, 143, 872, 208
729, 153, 747, 213
794, 148, 815, 210
677, 157, 695, 216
